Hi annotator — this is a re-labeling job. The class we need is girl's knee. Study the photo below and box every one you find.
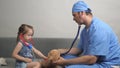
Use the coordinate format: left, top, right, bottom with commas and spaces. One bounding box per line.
27, 62, 40, 68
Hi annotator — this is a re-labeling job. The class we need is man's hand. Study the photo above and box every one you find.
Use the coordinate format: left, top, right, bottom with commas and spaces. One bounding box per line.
53, 57, 66, 66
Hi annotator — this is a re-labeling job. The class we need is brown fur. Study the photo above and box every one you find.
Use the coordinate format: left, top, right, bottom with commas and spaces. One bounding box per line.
40, 49, 62, 68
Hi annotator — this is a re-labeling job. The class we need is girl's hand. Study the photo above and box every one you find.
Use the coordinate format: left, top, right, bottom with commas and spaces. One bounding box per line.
44, 57, 48, 61
24, 58, 32, 63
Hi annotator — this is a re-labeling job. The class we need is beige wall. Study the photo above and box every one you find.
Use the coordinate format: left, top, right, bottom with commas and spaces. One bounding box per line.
0, 0, 120, 39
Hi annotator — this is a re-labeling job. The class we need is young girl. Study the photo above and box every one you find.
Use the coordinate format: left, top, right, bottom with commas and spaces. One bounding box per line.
12, 24, 47, 68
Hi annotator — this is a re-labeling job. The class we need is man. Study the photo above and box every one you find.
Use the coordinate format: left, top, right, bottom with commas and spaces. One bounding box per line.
54, 1, 120, 68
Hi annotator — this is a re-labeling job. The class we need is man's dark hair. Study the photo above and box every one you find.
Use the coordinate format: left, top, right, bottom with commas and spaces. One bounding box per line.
85, 8, 92, 15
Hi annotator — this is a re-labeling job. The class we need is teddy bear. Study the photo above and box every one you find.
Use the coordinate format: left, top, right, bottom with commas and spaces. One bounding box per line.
0, 57, 7, 66
40, 49, 63, 68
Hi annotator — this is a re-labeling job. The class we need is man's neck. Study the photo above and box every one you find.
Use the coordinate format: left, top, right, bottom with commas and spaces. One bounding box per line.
85, 15, 93, 29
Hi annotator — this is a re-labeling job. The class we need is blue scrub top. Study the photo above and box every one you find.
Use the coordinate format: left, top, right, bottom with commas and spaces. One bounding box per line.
77, 17, 120, 65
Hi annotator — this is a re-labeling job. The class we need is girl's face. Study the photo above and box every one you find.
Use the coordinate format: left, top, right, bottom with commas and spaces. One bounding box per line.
23, 28, 33, 42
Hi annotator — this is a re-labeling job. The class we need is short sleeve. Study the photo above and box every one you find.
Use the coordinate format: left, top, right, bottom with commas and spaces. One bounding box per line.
88, 27, 109, 57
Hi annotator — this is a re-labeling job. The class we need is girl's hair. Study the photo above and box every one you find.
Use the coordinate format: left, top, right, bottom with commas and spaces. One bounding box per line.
17, 24, 34, 42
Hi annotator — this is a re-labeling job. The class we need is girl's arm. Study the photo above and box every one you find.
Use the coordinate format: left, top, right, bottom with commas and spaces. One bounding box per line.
12, 42, 32, 63
32, 46, 47, 60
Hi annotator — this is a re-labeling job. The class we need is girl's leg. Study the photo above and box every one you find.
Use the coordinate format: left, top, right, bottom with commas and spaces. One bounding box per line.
15, 62, 27, 68
27, 61, 40, 68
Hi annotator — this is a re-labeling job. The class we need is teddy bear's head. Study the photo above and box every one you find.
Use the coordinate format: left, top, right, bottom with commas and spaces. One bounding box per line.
47, 49, 60, 62
40, 49, 61, 68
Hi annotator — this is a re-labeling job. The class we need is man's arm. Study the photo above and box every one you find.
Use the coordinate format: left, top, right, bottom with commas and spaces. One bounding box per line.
64, 55, 97, 64
55, 55, 98, 65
